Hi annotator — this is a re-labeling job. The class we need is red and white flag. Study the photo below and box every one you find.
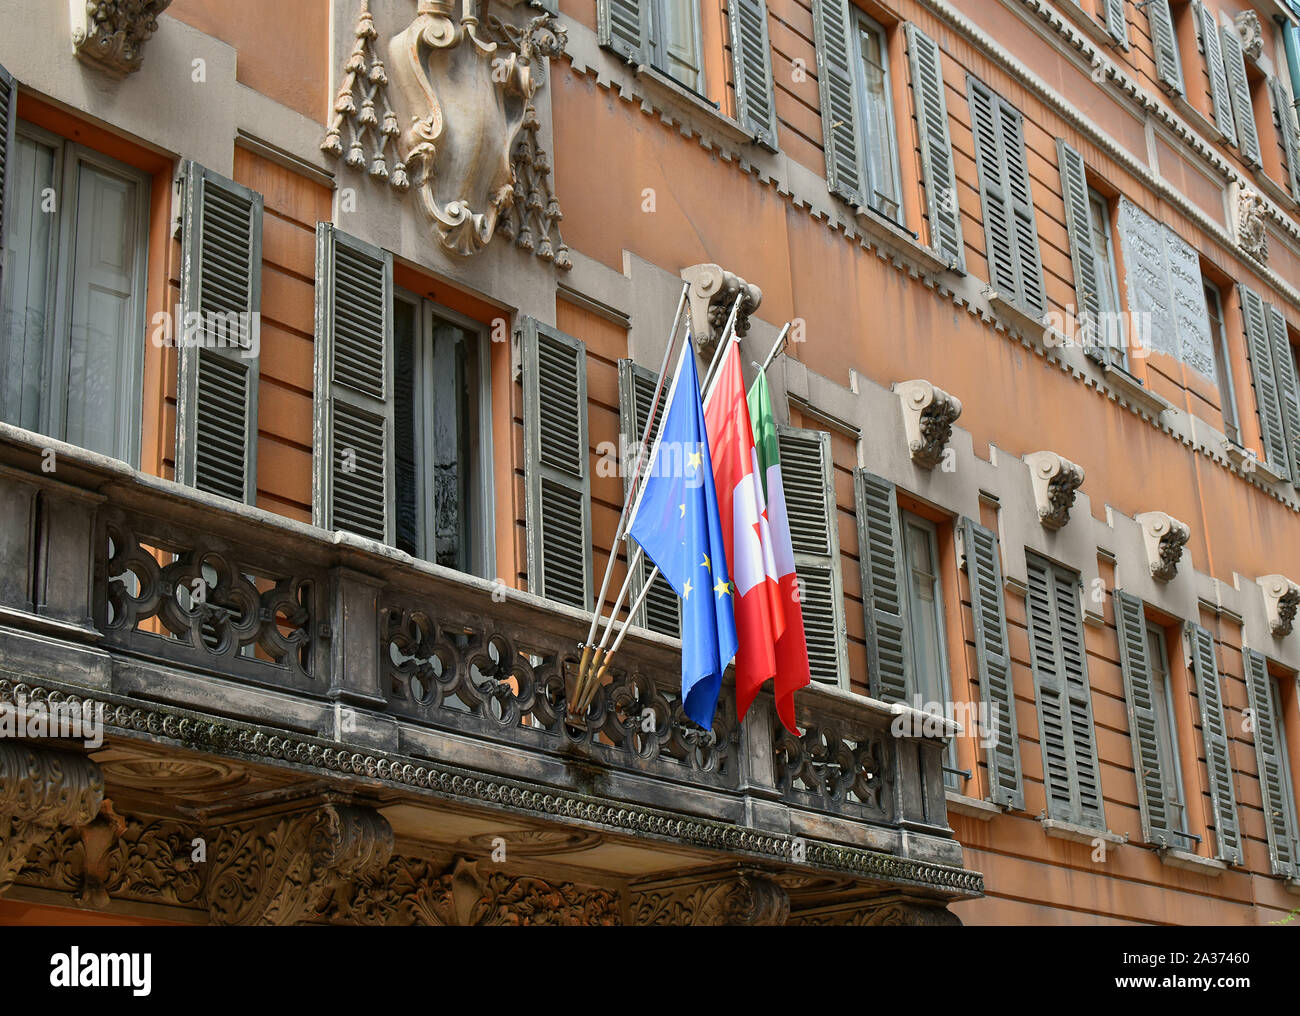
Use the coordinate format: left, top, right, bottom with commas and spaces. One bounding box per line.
703, 340, 785, 722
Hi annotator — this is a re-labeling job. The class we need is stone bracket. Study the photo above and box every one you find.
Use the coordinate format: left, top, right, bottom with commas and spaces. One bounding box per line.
1023, 451, 1085, 530
0, 744, 103, 895
681, 263, 762, 355
72, 0, 173, 76
1135, 511, 1191, 582
894, 379, 962, 469
1258, 574, 1300, 637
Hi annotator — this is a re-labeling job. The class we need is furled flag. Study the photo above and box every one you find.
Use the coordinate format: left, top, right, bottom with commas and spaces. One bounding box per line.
703, 338, 785, 725
627, 334, 739, 727
748, 370, 812, 734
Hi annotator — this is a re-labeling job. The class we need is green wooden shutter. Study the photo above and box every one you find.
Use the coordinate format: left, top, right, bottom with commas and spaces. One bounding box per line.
1185, 623, 1242, 864
1026, 555, 1105, 828
1240, 284, 1292, 481
854, 469, 911, 702
1101, 0, 1129, 47
176, 163, 263, 505
1270, 77, 1300, 200
618, 359, 679, 635
905, 25, 964, 272
0, 61, 15, 298
779, 426, 847, 687
598, 0, 648, 64
1243, 648, 1300, 877
1220, 24, 1262, 166
522, 318, 592, 610
728, 0, 778, 149
1056, 139, 1104, 360
969, 78, 1046, 318
313, 223, 395, 543
1197, 2, 1238, 143
811, 0, 865, 206
960, 517, 1024, 810
1113, 591, 1174, 844
1145, 0, 1185, 96
1264, 302, 1300, 488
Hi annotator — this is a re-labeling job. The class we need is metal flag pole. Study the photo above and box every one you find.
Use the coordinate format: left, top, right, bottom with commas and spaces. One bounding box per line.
699, 294, 746, 401
758, 322, 791, 376
570, 282, 689, 719
577, 563, 661, 714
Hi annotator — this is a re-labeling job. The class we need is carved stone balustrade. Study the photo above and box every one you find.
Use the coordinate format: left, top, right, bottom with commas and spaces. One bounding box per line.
0, 424, 979, 922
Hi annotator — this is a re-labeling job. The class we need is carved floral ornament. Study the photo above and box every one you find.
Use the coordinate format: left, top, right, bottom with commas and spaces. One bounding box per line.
1023, 450, 1085, 530
1232, 11, 1264, 63
893, 379, 962, 470
1259, 574, 1300, 638
1135, 511, 1191, 583
323, 0, 570, 267
1232, 183, 1269, 263
72, 0, 173, 75
681, 263, 763, 353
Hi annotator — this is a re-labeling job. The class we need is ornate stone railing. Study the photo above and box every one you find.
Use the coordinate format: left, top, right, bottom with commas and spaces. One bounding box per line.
0, 424, 971, 886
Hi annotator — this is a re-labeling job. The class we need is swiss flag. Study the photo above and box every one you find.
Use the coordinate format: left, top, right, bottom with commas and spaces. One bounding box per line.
703, 340, 785, 723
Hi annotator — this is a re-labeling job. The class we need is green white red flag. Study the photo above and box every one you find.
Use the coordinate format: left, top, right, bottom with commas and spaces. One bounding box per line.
747, 369, 811, 734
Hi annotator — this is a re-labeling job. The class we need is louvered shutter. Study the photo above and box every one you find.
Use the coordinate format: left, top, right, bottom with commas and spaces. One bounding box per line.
1145, 0, 1185, 96
1101, 0, 1129, 47
1240, 284, 1292, 481
960, 517, 1023, 810
1027, 555, 1105, 828
618, 360, 679, 635
175, 163, 263, 505
854, 470, 911, 702
811, 0, 865, 207
1185, 623, 1242, 863
522, 318, 592, 610
1243, 648, 1300, 877
728, 0, 778, 149
1197, 2, 1238, 143
1270, 77, 1300, 200
1113, 591, 1174, 844
779, 426, 846, 687
969, 78, 1046, 318
906, 25, 964, 272
1056, 139, 1104, 360
598, 0, 648, 64
313, 224, 395, 543
0, 62, 15, 298
1220, 24, 1262, 166
1264, 302, 1300, 487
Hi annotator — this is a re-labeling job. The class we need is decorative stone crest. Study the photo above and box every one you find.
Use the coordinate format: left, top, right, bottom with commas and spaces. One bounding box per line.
72, 0, 173, 75
894, 379, 962, 469
1232, 183, 1269, 263
1232, 11, 1264, 62
1135, 511, 1191, 582
629, 869, 790, 926
1258, 574, 1300, 637
0, 744, 103, 894
1024, 451, 1085, 530
681, 263, 763, 354
205, 803, 393, 926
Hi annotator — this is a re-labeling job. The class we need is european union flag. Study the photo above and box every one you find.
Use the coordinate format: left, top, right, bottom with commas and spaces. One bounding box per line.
627, 335, 738, 727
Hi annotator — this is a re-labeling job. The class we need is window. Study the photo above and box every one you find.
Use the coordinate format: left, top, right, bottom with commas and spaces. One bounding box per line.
1144, 621, 1187, 836
1086, 189, 1125, 365
1267, 674, 1300, 871
900, 512, 956, 787
0, 123, 149, 463
1203, 282, 1240, 444
393, 294, 492, 576
1239, 283, 1300, 485
1244, 648, 1300, 876
648, 0, 704, 93
853, 12, 902, 220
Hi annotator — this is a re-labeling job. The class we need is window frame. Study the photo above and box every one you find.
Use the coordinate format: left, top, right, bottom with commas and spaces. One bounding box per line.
1203, 280, 1241, 445
1086, 186, 1127, 367
1144, 620, 1188, 838
392, 286, 496, 579
849, 8, 904, 221
1, 121, 150, 466
1269, 673, 1300, 867
646, 0, 706, 95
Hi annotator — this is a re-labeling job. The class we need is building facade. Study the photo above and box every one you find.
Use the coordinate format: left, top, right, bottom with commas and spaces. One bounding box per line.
0, 0, 1298, 925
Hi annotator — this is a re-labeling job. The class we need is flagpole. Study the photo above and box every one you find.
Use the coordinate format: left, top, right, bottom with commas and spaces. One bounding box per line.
577, 563, 662, 714
758, 322, 791, 376
574, 282, 688, 697
699, 294, 746, 400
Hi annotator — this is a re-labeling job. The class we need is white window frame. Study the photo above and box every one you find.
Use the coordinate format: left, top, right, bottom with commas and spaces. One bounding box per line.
851, 9, 904, 221
1203, 281, 1241, 445
647, 0, 705, 95
1087, 187, 1127, 368
1145, 620, 1188, 837
1, 121, 149, 465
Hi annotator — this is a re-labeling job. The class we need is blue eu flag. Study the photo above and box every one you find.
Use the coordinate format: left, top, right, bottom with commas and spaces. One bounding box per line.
627, 336, 738, 727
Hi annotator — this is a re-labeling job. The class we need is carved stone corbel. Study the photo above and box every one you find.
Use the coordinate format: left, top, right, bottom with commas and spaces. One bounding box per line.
1258, 575, 1300, 637
894, 380, 962, 469
681, 264, 762, 355
0, 744, 103, 895
1231, 183, 1269, 262
1024, 451, 1084, 530
1135, 511, 1191, 582
205, 803, 393, 926
1233, 11, 1264, 62
630, 868, 790, 925
72, 0, 173, 75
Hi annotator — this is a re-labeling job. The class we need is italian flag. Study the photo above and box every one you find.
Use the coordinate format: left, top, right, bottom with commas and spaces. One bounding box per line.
748, 370, 811, 735
703, 340, 786, 726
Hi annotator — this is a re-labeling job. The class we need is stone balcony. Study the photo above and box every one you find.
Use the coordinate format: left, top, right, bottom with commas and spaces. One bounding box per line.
0, 424, 981, 924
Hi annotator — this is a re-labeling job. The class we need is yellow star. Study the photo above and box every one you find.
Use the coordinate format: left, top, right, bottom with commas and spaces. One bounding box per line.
714, 579, 732, 598
679, 503, 686, 518
683, 579, 693, 600
687, 449, 703, 472
700, 553, 711, 572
